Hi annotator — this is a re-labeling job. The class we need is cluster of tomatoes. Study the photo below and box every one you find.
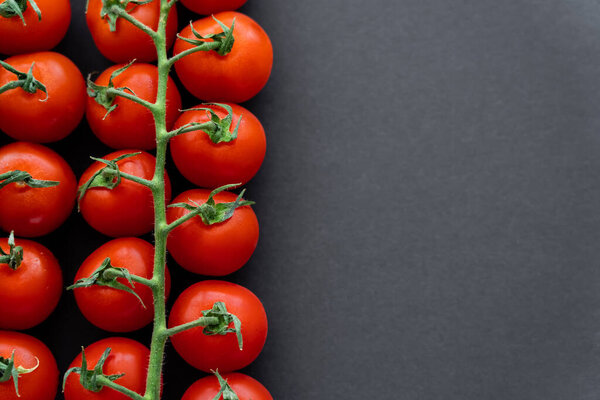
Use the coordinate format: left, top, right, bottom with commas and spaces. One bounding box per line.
0, 0, 273, 399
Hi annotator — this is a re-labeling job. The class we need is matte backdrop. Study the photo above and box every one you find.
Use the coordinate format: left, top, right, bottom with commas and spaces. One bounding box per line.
3, 0, 600, 399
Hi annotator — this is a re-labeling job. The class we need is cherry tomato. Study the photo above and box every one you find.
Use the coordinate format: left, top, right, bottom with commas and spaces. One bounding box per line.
0, 142, 76, 237
169, 280, 268, 372
166, 189, 259, 275
86, 63, 181, 150
0, 331, 58, 400
183, 373, 272, 400
86, 0, 178, 63
73, 237, 170, 332
174, 11, 273, 102
0, 0, 71, 55
171, 103, 266, 188
180, 0, 247, 15
64, 337, 149, 400
79, 150, 172, 237
0, 52, 86, 142
0, 236, 62, 330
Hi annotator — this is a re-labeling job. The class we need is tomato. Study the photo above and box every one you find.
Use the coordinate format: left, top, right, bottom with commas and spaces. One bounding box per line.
0, 331, 58, 400
72, 237, 170, 332
0, 236, 62, 330
183, 373, 272, 400
86, 63, 181, 150
78, 150, 172, 237
174, 11, 273, 102
64, 337, 149, 400
166, 189, 259, 275
86, 0, 178, 63
171, 103, 266, 188
180, 0, 247, 15
169, 280, 267, 372
0, 0, 70, 55
0, 52, 86, 142
0, 142, 76, 237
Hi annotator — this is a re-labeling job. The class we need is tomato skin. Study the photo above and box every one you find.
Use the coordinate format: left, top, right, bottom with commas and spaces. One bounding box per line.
0, 52, 86, 142
79, 150, 172, 237
171, 103, 266, 188
73, 238, 170, 332
183, 373, 272, 400
0, 331, 58, 400
169, 281, 268, 372
86, 63, 182, 150
174, 12, 273, 102
64, 337, 149, 400
180, 0, 247, 15
0, 142, 76, 237
0, 0, 71, 55
166, 189, 259, 275
86, 0, 177, 63
0, 237, 62, 330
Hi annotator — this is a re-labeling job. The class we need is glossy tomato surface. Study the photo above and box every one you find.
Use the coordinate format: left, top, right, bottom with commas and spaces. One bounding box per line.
183, 373, 272, 400
86, 63, 181, 150
0, 142, 76, 237
0, 331, 58, 400
166, 189, 259, 275
79, 150, 172, 237
64, 337, 149, 400
0, 0, 71, 55
180, 0, 247, 15
0, 52, 86, 142
169, 280, 268, 372
73, 237, 170, 332
171, 103, 266, 188
86, 0, 177, 62
174, 11, 273, 102
0, 236, 62, 330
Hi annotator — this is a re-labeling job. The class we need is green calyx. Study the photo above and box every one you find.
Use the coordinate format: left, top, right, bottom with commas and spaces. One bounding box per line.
169, 184, 254, 226
0, 231, 23, 270
175, 103, 242, 144
178, 16, 236, 56
0, 59, 48, 99
87, 60, 137, 119
87, 0, 152, 32
63, 347, 123, 393
202, 302, 243, 350
0, 0, 41, 25
0, 170, 59, 190
0, 351, 39, 397
211, 370, 240, 400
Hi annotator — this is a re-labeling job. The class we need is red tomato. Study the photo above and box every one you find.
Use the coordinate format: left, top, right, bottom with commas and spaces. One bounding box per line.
0, 331, 58, 400
78, 150, 172, 237
0, 142, 76, 237
166, 189, 259, 275
86, 0, 178, 63
0, 236, 62, 330
0, 0, 70, 55
73, 237, 170, 332
86, 63, 182, 150
174, 12, 273, 102
169, 280, 268, 372
171, 103, 266, 188
180, 0, 247, 15
64, 337, 149, 400
0, 52, 86, 142
183, 373, 272, 400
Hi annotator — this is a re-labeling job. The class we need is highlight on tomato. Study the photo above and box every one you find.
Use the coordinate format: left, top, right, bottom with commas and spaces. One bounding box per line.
183, 372, 273, 400
180, 0, 247, 15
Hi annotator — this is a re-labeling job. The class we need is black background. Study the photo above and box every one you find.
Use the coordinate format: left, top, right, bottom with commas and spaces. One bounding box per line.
4, 0, 600, 399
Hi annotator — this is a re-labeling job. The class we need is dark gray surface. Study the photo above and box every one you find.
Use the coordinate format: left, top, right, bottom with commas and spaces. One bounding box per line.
4, 0, 600, 399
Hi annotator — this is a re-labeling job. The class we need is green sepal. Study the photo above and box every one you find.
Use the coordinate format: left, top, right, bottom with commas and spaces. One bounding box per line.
62, 347, 124, 393
211, 370, 240, 400
0, 170, 59, 190
87, 60, 137, 119
201, 302, 243, 350
0, 0, 41, 25
169, 184, 254, 226
0, 60, 48, 99
77, 152, 141, 211
177, 16, 235, 56
0, 231, 23, 270
174, 103, 242, 144
0, 350, 39, 397
67, 257, 146, 309
86, 0, 152, 32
